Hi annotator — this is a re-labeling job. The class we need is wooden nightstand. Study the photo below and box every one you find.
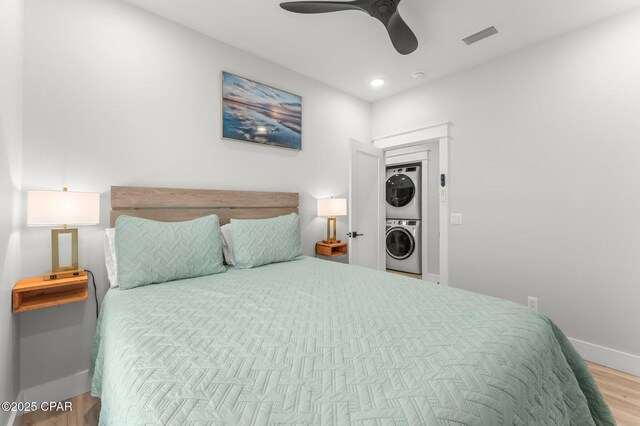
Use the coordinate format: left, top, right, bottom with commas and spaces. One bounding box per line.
12, 272, 89, 313
316, 242, 349, 264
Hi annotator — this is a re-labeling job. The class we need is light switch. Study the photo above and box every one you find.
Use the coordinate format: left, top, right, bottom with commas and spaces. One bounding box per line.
450, 213, 462, 225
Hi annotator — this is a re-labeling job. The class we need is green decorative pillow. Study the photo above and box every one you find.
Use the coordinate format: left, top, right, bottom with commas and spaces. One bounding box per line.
231, 213, 302, 269
115, 215, 225, 289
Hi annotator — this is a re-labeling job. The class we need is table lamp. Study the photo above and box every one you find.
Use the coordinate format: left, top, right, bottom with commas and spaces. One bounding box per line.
317, 197, 347, 244
27, 188, 100, 279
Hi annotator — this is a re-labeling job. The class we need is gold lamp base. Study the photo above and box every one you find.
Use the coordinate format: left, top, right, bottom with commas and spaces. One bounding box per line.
48, 227, 79, 278
323, 217, 341, 244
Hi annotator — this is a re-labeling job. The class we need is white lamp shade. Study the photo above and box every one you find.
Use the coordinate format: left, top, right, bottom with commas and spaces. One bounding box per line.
317, 198, 347, 217
27, 190, 100, 226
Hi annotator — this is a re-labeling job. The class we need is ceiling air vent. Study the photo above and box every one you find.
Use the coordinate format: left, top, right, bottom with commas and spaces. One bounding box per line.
463, 26, 499, 45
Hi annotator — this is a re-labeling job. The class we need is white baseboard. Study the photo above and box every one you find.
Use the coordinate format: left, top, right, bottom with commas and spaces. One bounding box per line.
6, 407, 16, 426
570, 337, 640, 376
5, 390, 23, 426
21, 370, 90, 406
424, 273, 440, 283
5, 372, 90, 422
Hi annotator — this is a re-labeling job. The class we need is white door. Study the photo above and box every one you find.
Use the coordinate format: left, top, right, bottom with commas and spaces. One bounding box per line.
348, 139, 385, 270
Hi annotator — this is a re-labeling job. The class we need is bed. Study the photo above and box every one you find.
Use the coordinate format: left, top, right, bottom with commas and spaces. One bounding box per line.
91, 186, 614, 425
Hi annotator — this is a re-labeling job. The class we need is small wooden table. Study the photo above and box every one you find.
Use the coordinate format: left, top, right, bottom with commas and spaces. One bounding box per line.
316, 242, 348, 264
12, 272, 89, 313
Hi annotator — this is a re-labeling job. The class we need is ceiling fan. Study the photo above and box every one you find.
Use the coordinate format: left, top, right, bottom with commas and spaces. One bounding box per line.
280, 0, 418, 55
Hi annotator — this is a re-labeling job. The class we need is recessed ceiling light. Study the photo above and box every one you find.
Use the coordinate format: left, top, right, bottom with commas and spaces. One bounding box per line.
411, 71, 425, 80
370, 78, 385, 87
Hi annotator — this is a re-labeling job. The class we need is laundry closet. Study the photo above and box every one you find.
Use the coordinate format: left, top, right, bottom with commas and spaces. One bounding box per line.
384, 142, 440, 282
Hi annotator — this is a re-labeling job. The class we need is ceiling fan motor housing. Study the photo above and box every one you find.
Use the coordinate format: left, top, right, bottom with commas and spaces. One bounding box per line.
369, 0, 399, 18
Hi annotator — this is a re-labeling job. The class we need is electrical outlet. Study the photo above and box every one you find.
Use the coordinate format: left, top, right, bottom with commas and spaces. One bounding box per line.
450, 213, 462, 225
527, 297, 538, 311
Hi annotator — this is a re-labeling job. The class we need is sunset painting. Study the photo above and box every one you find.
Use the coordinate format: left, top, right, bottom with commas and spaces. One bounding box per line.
222, 72, 302, 150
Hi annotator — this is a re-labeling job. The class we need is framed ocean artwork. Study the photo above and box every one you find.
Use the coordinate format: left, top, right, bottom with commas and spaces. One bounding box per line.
222, 72, 302, 150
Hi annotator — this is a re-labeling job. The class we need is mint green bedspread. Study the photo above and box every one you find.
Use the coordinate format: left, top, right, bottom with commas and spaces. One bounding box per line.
91, 257, 614, 425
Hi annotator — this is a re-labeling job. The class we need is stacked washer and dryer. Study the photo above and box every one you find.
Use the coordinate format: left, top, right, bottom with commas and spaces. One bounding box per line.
385, 165, 422, 275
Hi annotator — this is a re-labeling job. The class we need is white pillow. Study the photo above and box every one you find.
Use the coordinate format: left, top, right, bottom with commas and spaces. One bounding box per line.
220, 223, 235, 266
104, 228, 118, 288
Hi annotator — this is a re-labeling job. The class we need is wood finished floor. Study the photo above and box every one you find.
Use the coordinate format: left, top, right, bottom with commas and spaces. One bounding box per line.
587, 361, 640, 425
21, 392, 100, 426
19, 364, 639, 425
386, 269, 422, 280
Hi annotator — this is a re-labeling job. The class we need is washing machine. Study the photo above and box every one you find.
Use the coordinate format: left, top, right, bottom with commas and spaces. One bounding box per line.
386, 219, 422, 275
386, 165, 421, 220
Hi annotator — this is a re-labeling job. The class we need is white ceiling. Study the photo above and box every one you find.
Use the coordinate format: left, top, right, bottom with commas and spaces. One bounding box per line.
121, 0, 640, 102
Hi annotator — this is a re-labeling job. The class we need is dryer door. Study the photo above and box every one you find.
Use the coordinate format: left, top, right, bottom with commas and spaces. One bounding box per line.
386, 174, 416, 207
386, 227, 415, 260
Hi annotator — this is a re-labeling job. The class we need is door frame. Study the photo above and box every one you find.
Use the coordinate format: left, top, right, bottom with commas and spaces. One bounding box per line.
373, 122, 450, 285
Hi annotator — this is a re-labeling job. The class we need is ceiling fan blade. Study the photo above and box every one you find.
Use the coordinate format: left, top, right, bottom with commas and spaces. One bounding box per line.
384, 10, 418, 55
280, 1, 365, 14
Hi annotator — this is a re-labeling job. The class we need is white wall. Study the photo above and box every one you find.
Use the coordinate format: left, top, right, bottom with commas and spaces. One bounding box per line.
0, 0, 23, 420
373, 9, 640, 368
21, 0, 371, 392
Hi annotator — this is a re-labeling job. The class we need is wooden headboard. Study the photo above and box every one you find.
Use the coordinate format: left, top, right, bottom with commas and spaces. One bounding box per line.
110, 186, 299, 227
